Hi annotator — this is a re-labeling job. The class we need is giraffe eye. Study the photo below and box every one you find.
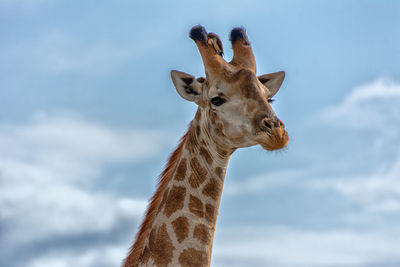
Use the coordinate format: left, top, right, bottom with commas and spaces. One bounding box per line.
211, 96, 226, 106
268, 98, 275, 103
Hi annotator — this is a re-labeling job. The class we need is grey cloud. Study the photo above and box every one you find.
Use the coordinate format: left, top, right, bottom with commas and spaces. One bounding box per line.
0, 113, 164, 266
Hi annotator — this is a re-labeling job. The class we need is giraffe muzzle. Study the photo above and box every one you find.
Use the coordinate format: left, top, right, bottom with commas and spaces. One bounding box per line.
257, 118, 288, 151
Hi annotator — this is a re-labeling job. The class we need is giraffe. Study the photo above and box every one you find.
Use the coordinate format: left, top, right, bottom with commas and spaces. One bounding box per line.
123, 25, 289, 267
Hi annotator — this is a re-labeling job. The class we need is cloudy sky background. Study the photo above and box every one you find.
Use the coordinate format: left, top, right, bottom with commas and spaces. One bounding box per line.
1, 1, 399, 266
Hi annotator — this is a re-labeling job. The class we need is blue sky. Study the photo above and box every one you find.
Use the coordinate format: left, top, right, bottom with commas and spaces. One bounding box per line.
1, 1, 399, 266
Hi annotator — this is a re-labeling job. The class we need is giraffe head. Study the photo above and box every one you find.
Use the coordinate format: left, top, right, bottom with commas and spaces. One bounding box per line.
171, 25, 288, 151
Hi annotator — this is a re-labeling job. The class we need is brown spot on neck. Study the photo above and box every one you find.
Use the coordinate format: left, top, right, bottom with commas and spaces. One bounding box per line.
171, 216, 189, 243
202, 178, 220, 201
148, 223, 174, 267
193, 224, 211, 244
188, 194, 204, 218
178, 248, 209, 267
164, 185, 186, 217
174, 158, 187, 181
188, 172, 206, 189
186, 131, 197, 154
200, 146, 213, 165
188, 157, 208, 188
205, 204, 217, 224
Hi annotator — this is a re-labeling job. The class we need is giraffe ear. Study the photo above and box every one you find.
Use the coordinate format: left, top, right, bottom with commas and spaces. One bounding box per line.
171, 70, 204, 102
258, 71, 285, 98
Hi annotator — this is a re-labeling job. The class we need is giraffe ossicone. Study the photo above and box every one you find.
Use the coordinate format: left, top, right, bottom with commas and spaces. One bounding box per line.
123, 25, 289, 267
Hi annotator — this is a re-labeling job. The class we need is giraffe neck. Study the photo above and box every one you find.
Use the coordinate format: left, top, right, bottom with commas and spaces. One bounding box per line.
125, 111, 233, 267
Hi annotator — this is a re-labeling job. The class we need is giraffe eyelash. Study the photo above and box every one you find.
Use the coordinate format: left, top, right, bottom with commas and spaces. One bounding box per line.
268, 99, 275, 103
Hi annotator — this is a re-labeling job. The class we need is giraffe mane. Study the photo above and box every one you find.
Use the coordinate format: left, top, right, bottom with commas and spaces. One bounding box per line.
123, 129, 189, 267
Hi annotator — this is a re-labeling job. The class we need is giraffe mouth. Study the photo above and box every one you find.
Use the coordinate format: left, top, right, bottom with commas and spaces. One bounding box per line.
255, 128, 289, 151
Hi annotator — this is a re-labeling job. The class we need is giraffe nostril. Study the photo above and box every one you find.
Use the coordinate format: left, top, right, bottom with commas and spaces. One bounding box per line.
261, 118, 285, 131
277, 119, 285, 129
261, 119, 272, 130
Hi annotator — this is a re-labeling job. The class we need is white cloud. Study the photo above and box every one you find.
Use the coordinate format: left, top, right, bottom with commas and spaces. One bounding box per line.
321, 78, 400, 132
226, 160, 400, 215
212, 226, 400, 267
225, 169, 310, 196
308, 152, 400, 214
0, 112, 169, 265
26, 243, 128, 267
308, 78, 400, 214
0, 112, 166, 184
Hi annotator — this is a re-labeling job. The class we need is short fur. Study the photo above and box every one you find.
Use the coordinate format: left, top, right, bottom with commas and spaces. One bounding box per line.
190, 25, 208, 43
230, 27, 250, 45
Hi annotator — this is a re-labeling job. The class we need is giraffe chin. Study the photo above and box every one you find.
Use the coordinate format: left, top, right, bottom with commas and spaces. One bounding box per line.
256, 128, 289, 151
